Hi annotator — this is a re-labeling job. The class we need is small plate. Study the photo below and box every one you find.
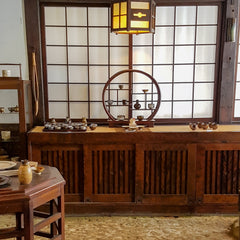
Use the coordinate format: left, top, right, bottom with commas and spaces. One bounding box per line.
0, 161, 16, 170
0, 175, 10, 186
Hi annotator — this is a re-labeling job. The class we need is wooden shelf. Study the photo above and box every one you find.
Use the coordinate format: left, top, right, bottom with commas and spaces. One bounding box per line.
0, 78, 31, 158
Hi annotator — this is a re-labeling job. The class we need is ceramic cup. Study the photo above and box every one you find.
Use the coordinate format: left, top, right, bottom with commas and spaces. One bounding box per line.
1, 131, 11, 140
117, 115, 125, 121
148, 103, 155, 110
2, 70, 11, 77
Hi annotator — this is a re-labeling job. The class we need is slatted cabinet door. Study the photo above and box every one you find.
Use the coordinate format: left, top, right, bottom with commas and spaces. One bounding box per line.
196, 144, 240, 207
135, 144, 197, 206
84, 144, 135, 202
36, 145, 84, 202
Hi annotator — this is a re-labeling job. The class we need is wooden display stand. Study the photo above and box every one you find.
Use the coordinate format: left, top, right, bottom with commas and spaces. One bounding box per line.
102, 69, 161, 127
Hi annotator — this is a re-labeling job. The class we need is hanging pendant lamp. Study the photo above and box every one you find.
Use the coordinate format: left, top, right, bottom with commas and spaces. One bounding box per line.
111, 0, 156, 34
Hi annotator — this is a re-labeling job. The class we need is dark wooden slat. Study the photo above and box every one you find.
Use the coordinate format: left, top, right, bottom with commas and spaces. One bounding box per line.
114, 150, 118, 194
222, 151, 227, 194
109, 151, 114, 194
171, 151, 177, 194
160, 151, 165, 194
155, 151, 160, 194
205, 150, 211, 194
232, 150, 238, 194
181, 151, 186, 194
216, 150, 221, 194
119, 151, 124, 194
92, 151, 96, 194
74, 150, 79, 193
144, 151, 150, 194
103, 150, 108, 194
98, 150, 103, 194
211, 151, 216, 194
150, 151, 155, 194
124, 150, 129, 194
176, 150, 181, 194
227, 150, 233, 194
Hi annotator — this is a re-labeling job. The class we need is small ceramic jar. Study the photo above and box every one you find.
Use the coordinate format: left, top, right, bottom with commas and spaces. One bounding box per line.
2, 70, 11, 77
18, 160, 32, 185
134, 100, 141, 110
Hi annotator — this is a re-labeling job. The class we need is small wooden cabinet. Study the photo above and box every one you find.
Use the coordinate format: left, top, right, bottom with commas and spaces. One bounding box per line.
0, 77, 31, 158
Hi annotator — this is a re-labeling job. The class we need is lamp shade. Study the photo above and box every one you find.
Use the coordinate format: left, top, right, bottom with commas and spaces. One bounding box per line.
111, 0, 156, 34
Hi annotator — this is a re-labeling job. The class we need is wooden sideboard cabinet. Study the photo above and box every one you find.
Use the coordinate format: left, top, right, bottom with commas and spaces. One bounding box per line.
28, 125, 240, 215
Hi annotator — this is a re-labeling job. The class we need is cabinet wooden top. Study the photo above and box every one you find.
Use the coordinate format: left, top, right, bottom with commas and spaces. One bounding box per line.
30, 125, 240, 133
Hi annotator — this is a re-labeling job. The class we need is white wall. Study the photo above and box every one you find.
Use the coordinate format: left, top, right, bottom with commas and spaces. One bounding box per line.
0, 0, 29, 124
0, 0, 28, 80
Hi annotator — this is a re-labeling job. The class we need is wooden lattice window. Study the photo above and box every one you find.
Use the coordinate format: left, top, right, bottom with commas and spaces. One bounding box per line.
41, 3, 222, 123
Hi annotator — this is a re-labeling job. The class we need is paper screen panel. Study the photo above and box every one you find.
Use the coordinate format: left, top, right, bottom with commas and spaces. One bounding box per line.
69, 66, 88, 83
237, 64, 240, 81
155, 102, 172, 118
70, 102, 88, 118
234, 101, 240, 118
193, 101, 213, 118
133, 34, 153, 46
196, 26, 217, 44
68, 27, 87, 45
48, 84, 68, 101
110, 47, 129, 65
174, 65, 193, 82
158, 84, 172, 101
175, 27, 195, 45
68, 47, 88, 64
196, 46, 216, 63
174, 83, 193, 100
154, 27, 174, 45
88, 8, 108, 26
67, 7, 87, 26
153, 65, 172, 83
46, 27, 66, 45
156, 7, 174, 25
133, 47, 152, 64
89, 66, 108, 83
173, 102, 192, 118
90, 103, 108, 118
90, 84, 105, 101
45, 7, 65, 26
175, 46, 194, 64
195, 65, 215, 82
89, 28, 109, 45
194, 83, 214, 100
197, 6, 218, 25
46, 46, 67, 64
47, 66, 67, 83
154, 46, 173, 64
176, 6, 196, 25
69, 84, 88, 101
236, 83, 240, 99
110, 33, 129, 46
89, 47, 108, 64
49, 102, 68, 118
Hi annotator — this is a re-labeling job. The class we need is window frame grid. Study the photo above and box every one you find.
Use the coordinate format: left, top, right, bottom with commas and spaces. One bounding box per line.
41, 2, 222, 123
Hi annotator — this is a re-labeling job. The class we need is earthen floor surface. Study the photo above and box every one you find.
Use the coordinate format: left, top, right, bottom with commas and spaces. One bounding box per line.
0, 215, 238, 239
